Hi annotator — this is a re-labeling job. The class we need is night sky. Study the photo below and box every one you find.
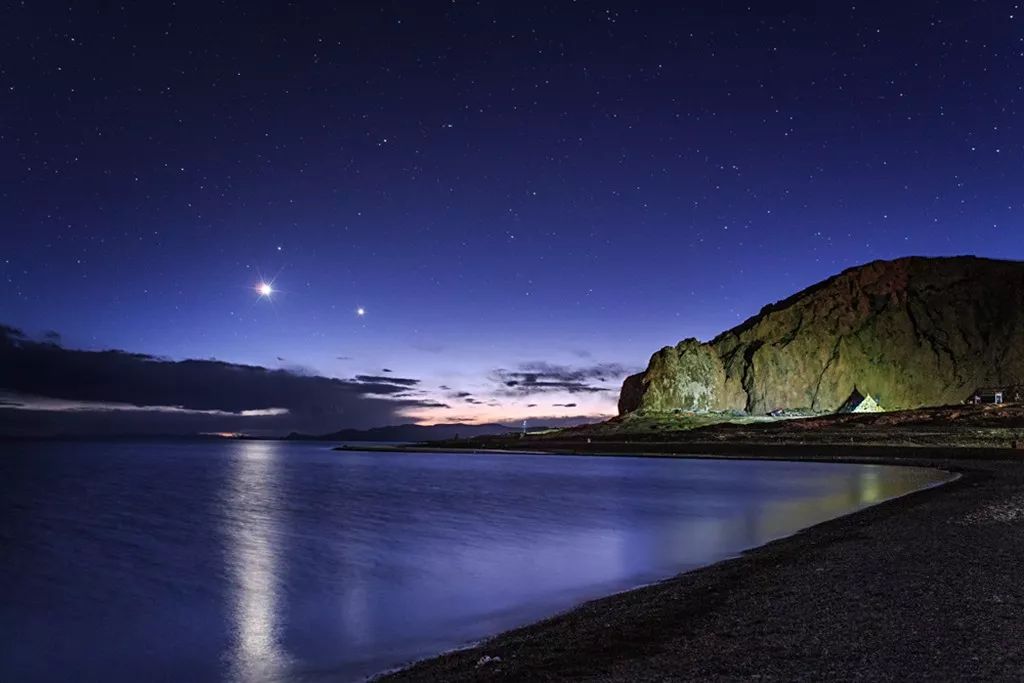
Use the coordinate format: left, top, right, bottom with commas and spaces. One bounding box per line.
2, 1, 1023, 434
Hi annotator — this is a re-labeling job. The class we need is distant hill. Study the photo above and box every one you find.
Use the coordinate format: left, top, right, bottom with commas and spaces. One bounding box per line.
620, 256, 1024, 415
285, 422, 523, 442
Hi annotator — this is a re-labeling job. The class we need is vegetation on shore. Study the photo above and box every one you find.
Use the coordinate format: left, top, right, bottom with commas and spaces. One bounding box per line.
430, 403, 1024, 452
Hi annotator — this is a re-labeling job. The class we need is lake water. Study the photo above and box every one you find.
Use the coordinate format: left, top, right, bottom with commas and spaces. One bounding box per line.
0, 440, 948, 682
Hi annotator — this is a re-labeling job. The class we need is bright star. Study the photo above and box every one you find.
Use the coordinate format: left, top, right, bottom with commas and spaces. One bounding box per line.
356, 307, 365, 316
257, 282, 274, 298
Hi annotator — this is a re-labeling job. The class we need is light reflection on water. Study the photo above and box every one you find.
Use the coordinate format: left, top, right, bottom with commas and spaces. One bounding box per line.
222, 442, 289, 682
0, 441, 950, 682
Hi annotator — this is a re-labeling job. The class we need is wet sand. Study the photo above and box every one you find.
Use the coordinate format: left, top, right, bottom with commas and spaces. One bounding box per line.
377, 447, 1024, 681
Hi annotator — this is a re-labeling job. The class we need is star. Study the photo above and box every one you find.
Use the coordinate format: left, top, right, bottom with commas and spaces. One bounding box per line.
257, 282, 274, 298
356, 307, 365, 316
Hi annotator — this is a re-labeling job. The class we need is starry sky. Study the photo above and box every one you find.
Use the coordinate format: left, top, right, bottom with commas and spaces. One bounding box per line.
2, 1, 1023, 434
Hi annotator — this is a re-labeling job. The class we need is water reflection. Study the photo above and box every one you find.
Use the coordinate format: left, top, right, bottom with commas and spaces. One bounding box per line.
338, 573, 372, 650
221, 441, 289, 682
0, 441, 950, 683
742, 463, 905, 544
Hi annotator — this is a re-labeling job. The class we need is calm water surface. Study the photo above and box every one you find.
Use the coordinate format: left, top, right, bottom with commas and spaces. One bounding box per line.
0, 441, 948, 682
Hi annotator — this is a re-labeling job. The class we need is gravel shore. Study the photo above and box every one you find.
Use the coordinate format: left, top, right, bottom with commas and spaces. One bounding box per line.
380, 448, 1024, 681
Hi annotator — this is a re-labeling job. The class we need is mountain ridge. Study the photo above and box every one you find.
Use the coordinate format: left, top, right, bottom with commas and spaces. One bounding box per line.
285, 422, 522, 442
619, 256, 1024, 415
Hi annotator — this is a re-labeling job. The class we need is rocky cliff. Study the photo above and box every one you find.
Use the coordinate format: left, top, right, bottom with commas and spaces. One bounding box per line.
618, 256, 1024, 415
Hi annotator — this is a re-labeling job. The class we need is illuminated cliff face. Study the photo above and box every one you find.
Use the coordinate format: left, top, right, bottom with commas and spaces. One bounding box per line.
620, 256, 1024, 416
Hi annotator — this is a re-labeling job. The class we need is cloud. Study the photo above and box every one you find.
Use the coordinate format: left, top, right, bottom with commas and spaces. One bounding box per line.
1, 393, 289, 417
382, 368, 393, 373
492, 361, 632, 396
354, 374, 420, 388
552, 403, 578, 408
0, 325, 437, 436
415, 400, 451, 409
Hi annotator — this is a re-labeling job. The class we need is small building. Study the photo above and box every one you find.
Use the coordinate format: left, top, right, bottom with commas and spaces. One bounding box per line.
838, 388, 883, 414
967, 387, 1014, 405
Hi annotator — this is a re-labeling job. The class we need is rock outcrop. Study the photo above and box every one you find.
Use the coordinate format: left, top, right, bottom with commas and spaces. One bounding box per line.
619, 256, 1024, 415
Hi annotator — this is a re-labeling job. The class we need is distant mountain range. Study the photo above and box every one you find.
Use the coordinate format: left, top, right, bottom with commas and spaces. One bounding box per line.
285, 422, 527, 442
0, 422, 559, 443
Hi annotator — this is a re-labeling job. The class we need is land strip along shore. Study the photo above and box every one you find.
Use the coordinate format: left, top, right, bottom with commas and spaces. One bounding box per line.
375, 445, 1024, 681
423, 402, 1024, 454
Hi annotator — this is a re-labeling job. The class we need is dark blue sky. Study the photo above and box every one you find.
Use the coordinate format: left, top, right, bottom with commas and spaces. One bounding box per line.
2, 1, 1023, 431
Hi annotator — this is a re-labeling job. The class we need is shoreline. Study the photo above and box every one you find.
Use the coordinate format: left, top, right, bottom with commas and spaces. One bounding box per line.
374, 446, 1024, 681
336, 440, 1023, 463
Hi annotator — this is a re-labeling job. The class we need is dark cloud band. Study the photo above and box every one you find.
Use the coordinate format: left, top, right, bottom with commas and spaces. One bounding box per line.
0, 325, 437, 435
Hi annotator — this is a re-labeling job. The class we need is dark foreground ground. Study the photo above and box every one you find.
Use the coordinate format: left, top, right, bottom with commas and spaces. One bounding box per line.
379, 446, 1024, 681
